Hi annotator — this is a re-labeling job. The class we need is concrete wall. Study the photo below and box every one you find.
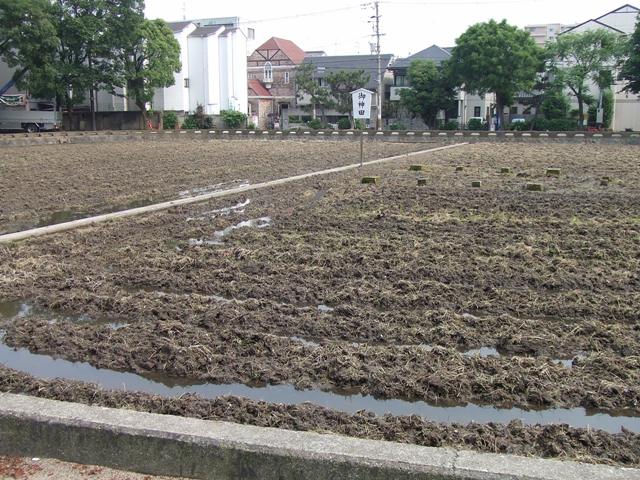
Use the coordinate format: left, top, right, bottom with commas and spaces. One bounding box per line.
62, 112, 143, 131
0, 393, 636, 480
2, 128, 640, 148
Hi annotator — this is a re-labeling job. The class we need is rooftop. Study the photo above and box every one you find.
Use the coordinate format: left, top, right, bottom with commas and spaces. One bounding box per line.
255, 37, 306, 64
391, 45, 452, 69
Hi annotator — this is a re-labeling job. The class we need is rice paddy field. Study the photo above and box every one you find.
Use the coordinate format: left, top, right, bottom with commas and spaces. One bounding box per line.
0, 139, 639, 467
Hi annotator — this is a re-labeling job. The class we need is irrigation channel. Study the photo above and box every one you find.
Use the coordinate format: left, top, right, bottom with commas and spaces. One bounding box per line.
0, 300, 637, 434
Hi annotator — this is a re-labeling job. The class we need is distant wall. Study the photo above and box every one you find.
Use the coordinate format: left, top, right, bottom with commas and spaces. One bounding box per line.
2, 128, 640, 147
63, 112, 144, 131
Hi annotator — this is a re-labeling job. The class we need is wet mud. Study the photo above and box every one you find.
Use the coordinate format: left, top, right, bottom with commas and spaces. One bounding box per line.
1, 143, 639, 466
0, 366, 639, 467
0, 140, 431, 234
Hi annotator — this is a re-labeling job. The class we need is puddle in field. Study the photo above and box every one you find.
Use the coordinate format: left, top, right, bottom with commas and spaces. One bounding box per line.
35, 210, 83, 228
189, 217, 271, 246
186, 199, 251, 222
178, 179, 250, 198
0, 299, 127, 330
33, 198, 156, 229
0, 338, 636, 434
290, 336, 321, 348
119, 287, 233, 305
460, 345, 585, 368
463, 346, 500, 358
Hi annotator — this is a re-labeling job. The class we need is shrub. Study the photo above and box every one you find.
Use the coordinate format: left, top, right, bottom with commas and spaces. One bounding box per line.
510, 121, 530, 131
354, 119, 365, 130
182, 116, 199, 129
442, 120, 459, 130
337, 118, 352, 130
467, 118, 484, 130
307, 119, 323, 129
528, 118, 577, 131
247, 122, 256, 130
221, 110, 247, 128
389, 122, 406, 130
541, 90, 570, 120
163, 112, 178, 130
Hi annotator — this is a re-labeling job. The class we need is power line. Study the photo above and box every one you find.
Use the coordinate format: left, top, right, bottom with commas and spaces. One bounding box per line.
380, 0, 546, 5
240, 4, 366, 26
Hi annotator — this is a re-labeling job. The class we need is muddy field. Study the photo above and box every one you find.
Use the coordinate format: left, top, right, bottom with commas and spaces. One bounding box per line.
0, 139, 429, 234
0, 142, 639, 466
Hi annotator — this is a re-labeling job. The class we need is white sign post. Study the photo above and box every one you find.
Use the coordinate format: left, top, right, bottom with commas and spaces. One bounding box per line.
352, 88, 373, 167
352, 88, 373, 120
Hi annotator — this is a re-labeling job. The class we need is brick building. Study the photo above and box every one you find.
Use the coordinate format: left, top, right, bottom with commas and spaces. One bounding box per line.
247, 37, 305, 129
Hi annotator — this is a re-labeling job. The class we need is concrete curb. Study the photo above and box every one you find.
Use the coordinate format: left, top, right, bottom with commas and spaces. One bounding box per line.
0, 393, 638, 480
0, 143, 466, 244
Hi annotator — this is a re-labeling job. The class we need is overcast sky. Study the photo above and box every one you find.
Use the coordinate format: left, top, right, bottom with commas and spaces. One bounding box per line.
145, 0, 633, 57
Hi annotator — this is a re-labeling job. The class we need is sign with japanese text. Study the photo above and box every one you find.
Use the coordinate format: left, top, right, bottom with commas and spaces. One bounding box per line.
352, 88, 373, 119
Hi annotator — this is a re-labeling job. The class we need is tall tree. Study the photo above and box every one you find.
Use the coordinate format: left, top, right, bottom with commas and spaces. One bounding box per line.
0, 0, 58, 93
295, 62, 333, 121
449, 19, 542, 130
1, 0, 144, 129
325, 69, 370, 127
546, 30, 623, 128
399, 60, 456, 129
620, 18, 640, 94
53, 0, 144, 127
125, 19, 181, 122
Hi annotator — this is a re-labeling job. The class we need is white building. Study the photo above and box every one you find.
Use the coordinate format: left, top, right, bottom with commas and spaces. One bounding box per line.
153, 18, 249, 115
524, 24, 575, 47
557, 4, 640, 131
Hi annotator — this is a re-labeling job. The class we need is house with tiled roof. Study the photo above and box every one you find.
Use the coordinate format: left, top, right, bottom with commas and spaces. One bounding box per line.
247, 37, 306, 129
387, 45, 495, 129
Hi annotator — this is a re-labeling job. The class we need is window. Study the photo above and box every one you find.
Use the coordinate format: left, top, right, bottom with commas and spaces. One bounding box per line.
264, 62, 273, 83
248, 73, 256, 80
284, 71, 290, 84
474, 106, 481, 117
184, 78, 190, 88
395, 75, 406, 86
510, 105, 518, 115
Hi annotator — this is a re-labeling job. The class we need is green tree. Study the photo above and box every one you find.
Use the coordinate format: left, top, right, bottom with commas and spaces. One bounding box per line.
546, 30, 623, 128
0, 0, 58, 93
325, 69, 370, 127
540, 85, 571, 120
1, 0, 144, 129
399, 60, 456, 129
295, 63, 333, 121
620, 18, 640, 94
125, 19, 181, 123
449, 19, 542, 130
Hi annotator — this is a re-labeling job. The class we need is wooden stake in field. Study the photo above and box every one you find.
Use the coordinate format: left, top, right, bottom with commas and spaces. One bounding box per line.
360, 134, 364, 167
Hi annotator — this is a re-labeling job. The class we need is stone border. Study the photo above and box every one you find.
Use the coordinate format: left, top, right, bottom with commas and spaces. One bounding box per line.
0, 393, 637, 480
0, 129, 639, 147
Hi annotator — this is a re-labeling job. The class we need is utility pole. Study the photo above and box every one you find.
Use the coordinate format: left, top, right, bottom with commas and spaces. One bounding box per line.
372, 1, 383, 130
